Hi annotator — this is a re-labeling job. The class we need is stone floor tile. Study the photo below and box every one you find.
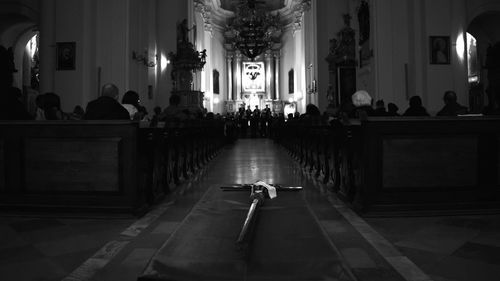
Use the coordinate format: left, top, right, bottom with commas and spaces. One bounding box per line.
51, 248, 98, 272
0, 258, 67, 281
341, 248, 377, 268
0, 225, 29, 250
33, 234, 103, 257
452, 242, 500, 265
151, 221, 180, 234
321, 220, 350, 234
394, 225, 479, 255
9, 218, 64, 233
430, 255, 500, 281
471, 231, 500, 248
396, 246, 447, 272
0, 245, 45, 265
121, 248, 157, 267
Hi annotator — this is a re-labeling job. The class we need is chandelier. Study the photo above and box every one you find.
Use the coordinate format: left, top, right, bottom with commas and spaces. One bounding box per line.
228, 0, 281, 60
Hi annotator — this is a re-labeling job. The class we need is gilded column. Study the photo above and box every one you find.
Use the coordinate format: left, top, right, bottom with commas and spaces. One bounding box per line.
265, 50, 273, 100
227, 52, 233, 100
235, 51, 243, 100
40, 0, 56, 94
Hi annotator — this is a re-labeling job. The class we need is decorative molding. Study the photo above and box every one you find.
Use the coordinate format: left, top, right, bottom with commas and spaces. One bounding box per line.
194, 0, 214, 35
291, 0, 311, 33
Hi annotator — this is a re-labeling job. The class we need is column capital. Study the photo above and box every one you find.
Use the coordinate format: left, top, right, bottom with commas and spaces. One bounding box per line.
264, 50, 273, 60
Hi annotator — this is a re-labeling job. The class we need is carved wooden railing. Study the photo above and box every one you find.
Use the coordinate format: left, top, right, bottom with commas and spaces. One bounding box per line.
0, 119, 226, 215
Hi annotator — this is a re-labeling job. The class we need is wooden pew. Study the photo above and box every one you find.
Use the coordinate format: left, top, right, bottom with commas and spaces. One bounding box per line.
0, 121, 148, 214
340, 117, 500, 215
0, 120, 226, 215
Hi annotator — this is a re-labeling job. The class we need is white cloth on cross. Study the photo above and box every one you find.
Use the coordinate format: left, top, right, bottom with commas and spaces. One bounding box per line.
253, 181, 277, 199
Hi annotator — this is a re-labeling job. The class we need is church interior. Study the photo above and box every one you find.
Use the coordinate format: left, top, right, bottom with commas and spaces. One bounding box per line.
1, 0, 500, 280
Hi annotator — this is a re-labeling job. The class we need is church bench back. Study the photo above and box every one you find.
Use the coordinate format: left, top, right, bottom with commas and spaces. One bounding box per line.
343, 116, 500, 215
0, 121, 144, 213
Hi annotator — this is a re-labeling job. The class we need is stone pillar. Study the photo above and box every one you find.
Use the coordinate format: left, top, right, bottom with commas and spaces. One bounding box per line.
265, 50, 273, 100
227, 52, 233, 100
274, 51, 281, 100
39, 0, 56, 94
235, 51, 243, 100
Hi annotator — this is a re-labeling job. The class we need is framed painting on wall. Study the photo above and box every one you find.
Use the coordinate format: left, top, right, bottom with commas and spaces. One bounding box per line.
56, 42, 76, 70
213, 69, 220, 94
243, 62, 265, 92
430, 36, 450, 65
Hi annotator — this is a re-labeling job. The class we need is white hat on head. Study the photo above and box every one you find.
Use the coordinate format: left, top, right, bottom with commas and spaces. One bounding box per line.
352, 90, 372, 107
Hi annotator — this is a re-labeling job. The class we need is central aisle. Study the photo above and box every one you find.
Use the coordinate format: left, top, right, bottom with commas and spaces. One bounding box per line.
205, 138, 300, 185
85, 139, 411, 281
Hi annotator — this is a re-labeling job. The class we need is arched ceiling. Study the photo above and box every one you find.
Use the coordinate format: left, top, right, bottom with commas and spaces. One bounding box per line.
219, 0, 286, 12
194, 0, 311, 32
468, 12, 500, 44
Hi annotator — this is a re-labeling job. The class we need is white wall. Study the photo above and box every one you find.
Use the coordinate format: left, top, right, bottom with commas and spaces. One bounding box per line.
54, 0, 86, 111
156, 0, 188, 109
371, 0, 411, 109
304, 0, 318, 107
280, 29, 295, 103
209, 30, 226, 114
315, 0, 349, 112
370, 0, 468, 115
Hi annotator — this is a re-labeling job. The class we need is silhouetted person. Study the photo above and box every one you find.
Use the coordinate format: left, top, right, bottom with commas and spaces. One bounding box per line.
373, 100, 388, 116
250, 106, 260, 138
84, 84, 130, 120
0, 86, 32, 120
122, 90, 140, 120
42, 92, 66, 120
161, 94, 184, 120
436, 90, 468, 116
304, 103, 322, 124
0, 46, 31, 120
403, 96, 430, 116
70, 105, 85, 120
387, 103, 400, 116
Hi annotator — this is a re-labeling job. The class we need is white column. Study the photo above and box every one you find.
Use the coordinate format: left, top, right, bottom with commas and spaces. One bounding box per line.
265, 50, 272, 100
235, 51, 242, 100
227, 53, 233, 100
39, 0, 56, 94
274, 51, 280, 100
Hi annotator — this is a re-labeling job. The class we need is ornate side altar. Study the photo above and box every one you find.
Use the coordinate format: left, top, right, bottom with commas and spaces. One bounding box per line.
169, 19, 207, 113
326, 14, 357, 108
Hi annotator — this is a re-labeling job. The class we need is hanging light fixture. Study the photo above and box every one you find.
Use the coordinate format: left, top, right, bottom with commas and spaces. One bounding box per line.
228, 0, 281, 60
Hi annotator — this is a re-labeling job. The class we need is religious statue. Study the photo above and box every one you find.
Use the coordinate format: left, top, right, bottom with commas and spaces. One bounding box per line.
169, 19, 207, 112
177, 19, 189, 45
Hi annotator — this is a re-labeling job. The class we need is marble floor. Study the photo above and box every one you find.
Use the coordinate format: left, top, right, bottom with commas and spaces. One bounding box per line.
0, 139, 499, 281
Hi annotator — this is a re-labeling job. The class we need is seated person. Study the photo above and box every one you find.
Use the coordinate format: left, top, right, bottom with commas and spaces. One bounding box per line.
42, 92, 67, 120
373, 100, 388, 116
349, 90, 374, 119
387, 103, 400, 116
436, 90, 468, 116
70, 105, 85, 120
121, 90, 140, 120
84, 83, 130, 120
303, 103, 322, 124
0, 86, 32, 120
403, 96, 430, 116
